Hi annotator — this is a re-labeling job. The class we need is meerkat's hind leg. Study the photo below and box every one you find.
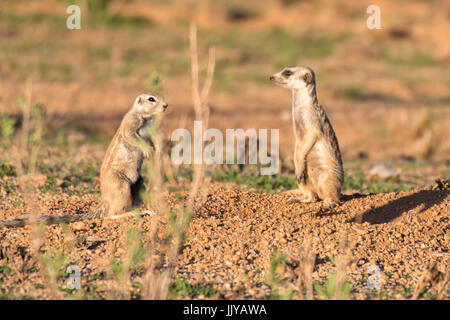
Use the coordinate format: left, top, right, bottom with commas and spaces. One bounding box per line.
286, 182, 318, 204
316, 170, 341, 211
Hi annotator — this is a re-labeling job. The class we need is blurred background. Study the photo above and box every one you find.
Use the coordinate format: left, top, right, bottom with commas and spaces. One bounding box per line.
0, 0, 449, 190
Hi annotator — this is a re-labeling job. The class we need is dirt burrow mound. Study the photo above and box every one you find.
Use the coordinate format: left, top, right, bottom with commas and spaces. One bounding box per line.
178, 186, 449, 299
0, 185, 448, 299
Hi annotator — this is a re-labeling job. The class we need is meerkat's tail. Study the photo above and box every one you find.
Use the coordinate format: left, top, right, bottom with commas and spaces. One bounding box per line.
0, 201, 110, 229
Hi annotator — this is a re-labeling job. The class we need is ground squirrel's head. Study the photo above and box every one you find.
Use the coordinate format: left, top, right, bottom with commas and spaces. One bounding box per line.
133, 93, 168, 118
270, 66, 315, 91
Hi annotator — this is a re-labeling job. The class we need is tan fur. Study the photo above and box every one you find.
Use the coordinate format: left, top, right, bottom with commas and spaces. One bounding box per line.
96, 93, 166, 219
270, 66, 343, 208
0, 93, 167, 228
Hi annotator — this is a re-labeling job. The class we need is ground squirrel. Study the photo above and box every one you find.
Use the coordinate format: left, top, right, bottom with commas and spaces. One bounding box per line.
270, 66, 343, 209
0, 93, 168, 228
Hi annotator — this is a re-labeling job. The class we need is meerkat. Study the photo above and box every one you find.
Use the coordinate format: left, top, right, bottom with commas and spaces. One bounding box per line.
0, 93, 168, 228
270, 66, 343, 209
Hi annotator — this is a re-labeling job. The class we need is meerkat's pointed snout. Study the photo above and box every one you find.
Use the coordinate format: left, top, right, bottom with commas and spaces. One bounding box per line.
269, 75, 275, 81
163, 102, 168, 110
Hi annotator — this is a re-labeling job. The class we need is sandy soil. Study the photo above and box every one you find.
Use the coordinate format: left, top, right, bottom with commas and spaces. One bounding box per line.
0, 179, 448, 299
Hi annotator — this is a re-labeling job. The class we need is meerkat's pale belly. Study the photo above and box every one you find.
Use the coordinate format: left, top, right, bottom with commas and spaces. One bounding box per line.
307, 139, 338, 169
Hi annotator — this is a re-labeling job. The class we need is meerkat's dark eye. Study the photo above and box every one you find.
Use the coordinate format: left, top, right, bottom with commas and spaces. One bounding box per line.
148, 97, 156, 102
282, 70, 293, 77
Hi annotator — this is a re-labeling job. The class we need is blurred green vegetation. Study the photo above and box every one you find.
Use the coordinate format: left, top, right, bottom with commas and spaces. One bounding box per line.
211, 166, 297, 194
265, 247, 294, 300
314, 273, 352, 300
0, 2, 443, 99
168, 278, 218, 299
343, 172, 414, 194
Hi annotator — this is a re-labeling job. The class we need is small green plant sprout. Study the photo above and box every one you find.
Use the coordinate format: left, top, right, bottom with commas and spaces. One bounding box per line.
265, 247, 294, 300
168, 278, 217, 299
0, 82, 17, 141
268, 247, 286, 283
315, 232, 354, 300
38, 248, 71, 298
86, 0, 112, 18
0, 164, 17, 177
0, 114, 17, 140
109, 228, 146, 299
314, 273, 352, 300
148, 71, 164, 94
126, 229, 146, 266
14, 81, 46, 175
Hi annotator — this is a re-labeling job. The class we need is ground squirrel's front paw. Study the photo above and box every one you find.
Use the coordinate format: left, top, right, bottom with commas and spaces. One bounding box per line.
143, 150, 152, 159
140, 209, 155, 217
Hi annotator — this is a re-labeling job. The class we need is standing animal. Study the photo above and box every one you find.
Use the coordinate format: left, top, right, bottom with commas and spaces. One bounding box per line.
0, 93, 168, 228
270, 66, 343, 209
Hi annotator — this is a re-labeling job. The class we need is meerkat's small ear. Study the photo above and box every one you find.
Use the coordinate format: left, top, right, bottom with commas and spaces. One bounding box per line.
303, 72, 312, 84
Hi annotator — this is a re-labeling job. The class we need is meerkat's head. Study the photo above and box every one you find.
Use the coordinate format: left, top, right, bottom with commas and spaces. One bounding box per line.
133, 93, 168, 118
270, 66, 315, 91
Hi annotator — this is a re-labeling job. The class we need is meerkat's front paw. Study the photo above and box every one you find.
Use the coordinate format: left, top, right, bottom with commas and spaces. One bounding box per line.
296, 169, 306, 184
323, 200, 339, 211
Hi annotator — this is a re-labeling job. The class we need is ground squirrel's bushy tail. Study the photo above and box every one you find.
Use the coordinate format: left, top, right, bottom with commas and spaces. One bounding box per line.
0, 201, 110, 229
80, 200, 109, 220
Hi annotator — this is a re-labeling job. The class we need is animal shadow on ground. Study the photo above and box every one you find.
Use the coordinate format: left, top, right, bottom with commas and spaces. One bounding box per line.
322, 193, 369, 218
357, 190, 449, 225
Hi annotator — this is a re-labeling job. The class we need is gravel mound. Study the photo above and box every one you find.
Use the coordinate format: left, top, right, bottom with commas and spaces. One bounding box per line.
0, 184, 448, 299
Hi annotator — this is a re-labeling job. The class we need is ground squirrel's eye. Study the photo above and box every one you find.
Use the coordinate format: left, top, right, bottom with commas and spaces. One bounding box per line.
282, 70, 293, 77
148, 97, 156, 102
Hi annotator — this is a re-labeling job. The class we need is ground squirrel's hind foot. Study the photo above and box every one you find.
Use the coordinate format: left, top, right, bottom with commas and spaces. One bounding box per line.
110, 209, 155, 220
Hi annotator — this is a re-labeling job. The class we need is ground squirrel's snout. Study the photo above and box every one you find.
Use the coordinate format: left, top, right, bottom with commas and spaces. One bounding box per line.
269, 75, 275, 81
163, 103, 168, 110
